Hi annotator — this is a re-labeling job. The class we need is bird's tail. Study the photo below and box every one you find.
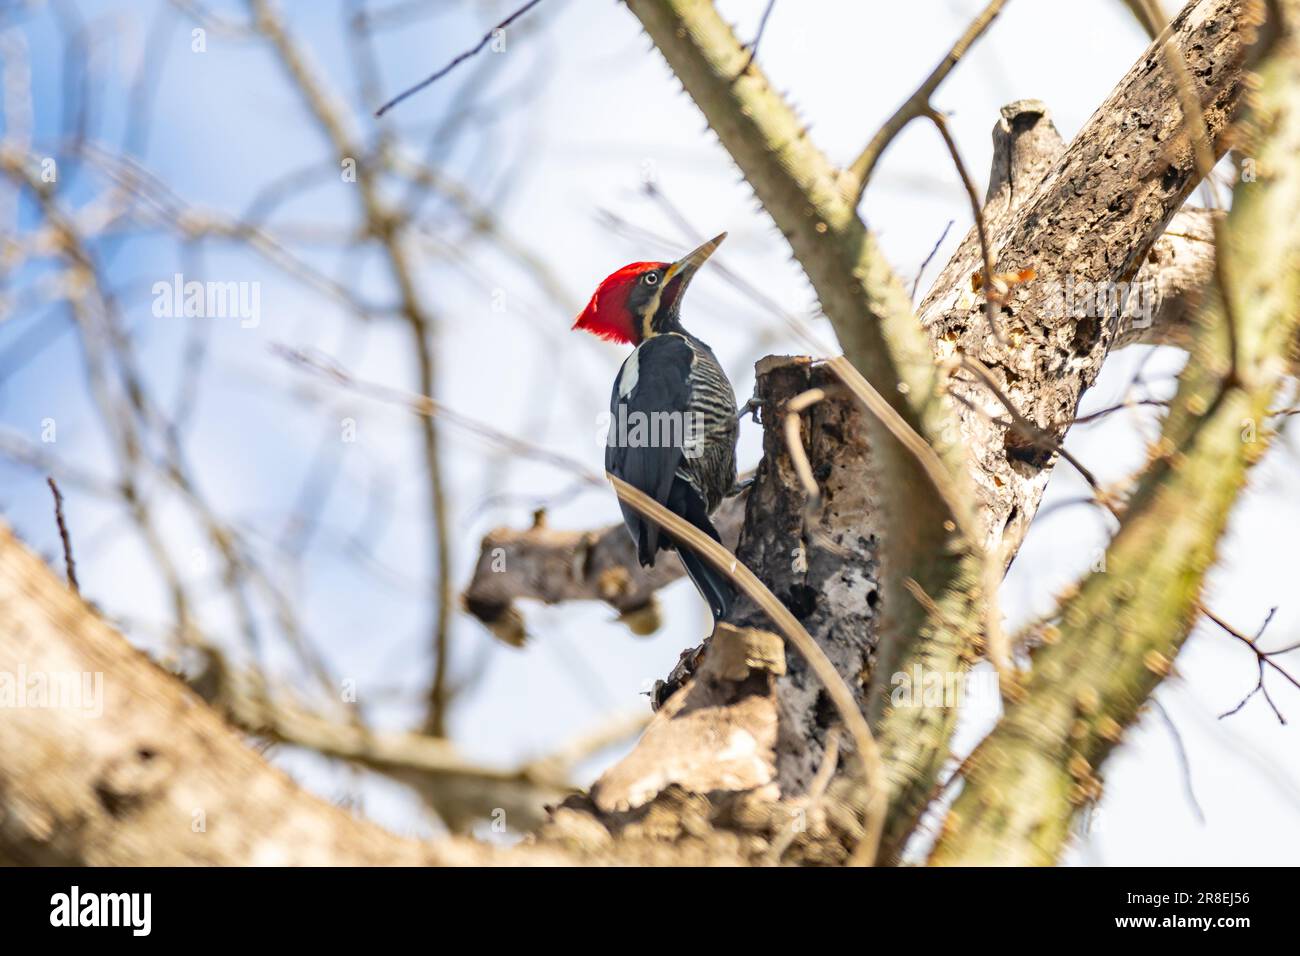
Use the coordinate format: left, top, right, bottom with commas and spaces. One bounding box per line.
666, 477, 735, 624
676, 541, 735, 624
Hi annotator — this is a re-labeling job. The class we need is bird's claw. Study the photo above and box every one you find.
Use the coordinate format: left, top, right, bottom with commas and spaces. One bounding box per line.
737, 396, 761, 423
727, 475, 756, 498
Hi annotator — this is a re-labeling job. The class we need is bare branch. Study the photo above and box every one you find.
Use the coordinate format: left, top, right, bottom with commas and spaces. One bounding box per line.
45, 476, 79, 594
374, 0, 546, 116
1206, 605, 1298, 724
842, 0, 1010, 203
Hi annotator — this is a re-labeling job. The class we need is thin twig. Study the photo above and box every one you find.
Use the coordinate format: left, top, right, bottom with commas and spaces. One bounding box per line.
250, 0, 459, 733
275, 344, 605, 486
1205, 604, 1297, 724
783, 387, 827, 502
1073, 397, 1170, 425
737, 0, 778, 77
912, 218, 954, 302
374, 0, 546, 116
902, 576, 974, 640
46, 476, 79, 594
780, 386, 854, 560
1150, 697, 1205, 824
954, 356, 1118, 516
925, 107, 1005, 344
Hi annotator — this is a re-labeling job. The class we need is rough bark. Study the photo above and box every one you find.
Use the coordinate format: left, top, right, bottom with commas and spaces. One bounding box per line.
920, 0, 1257, 567
1117, 206, 1218, 351
588, 622, 784, 812
983, 99, 1066, 227
727, 358, 884, 791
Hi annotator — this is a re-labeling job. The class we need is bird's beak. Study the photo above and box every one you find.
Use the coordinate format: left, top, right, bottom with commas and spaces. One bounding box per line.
663, 232, 727, 290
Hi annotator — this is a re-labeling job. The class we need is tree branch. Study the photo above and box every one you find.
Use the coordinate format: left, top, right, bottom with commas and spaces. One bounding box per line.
0, 523, 565, 865
463, 496, 744, 637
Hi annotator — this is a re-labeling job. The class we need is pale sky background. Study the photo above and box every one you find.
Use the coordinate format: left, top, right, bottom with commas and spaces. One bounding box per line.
1, 0, 1297, 864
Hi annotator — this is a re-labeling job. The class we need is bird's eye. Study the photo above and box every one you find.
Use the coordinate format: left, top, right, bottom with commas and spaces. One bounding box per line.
643, 272, 659, 286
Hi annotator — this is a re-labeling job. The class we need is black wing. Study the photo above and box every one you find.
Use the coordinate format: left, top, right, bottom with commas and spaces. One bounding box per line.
606, 334, 693, 565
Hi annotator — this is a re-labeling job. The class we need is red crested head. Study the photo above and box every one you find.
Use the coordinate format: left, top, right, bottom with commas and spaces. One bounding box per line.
572, 232, 727, 347
572, 261, 663, 345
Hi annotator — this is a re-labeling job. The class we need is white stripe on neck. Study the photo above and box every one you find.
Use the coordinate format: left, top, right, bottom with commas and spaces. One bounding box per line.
617, 344, 642, 398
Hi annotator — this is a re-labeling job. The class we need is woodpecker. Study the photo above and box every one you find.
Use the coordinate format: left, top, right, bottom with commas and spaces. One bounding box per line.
573, 232, 738, 623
